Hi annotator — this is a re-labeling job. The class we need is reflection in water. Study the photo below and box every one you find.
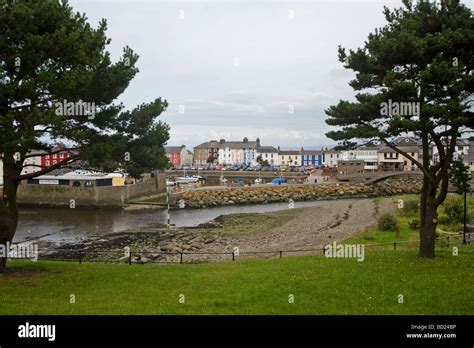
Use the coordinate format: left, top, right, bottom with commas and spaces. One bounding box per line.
15, 199, 354, 246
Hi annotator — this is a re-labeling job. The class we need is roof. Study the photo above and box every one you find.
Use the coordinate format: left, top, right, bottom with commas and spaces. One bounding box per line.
194, 141, 222, 149
279, 150, 300, 155
34, 170, 124, 181
257, 146, 278, 153
392, 136, 420, 145
220, 141, 259, 149
164, 146, 183, 154
302, 150, 322, 155
323, 148, 341, 154
379, 146, 419, 153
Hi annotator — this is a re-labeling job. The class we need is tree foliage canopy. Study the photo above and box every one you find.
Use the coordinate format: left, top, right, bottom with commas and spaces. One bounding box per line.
0, 0, 169, 179
326, 0, 473, 155
325, 0, 474, 258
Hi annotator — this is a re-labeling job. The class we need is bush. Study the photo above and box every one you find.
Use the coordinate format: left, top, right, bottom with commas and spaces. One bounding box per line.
401, 200, 420, 216
408, 219, 420, 230
378, 213, 399, 232
362, 228, 377, 241
437, 214, 451, 226
442, 196, 464, 225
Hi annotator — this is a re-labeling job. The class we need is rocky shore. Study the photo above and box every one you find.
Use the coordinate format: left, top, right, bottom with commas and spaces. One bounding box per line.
179, 179, 422, 208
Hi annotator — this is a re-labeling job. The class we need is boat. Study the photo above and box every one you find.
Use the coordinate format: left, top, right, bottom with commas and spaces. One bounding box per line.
175, 176, 199, 184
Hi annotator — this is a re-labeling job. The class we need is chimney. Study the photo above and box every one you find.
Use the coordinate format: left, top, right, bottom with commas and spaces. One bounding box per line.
256, 137, 260, 145
219, 139, 225, 144
181, 145, 185, 149
277, 146, 281, 152
243, 137, 248, 143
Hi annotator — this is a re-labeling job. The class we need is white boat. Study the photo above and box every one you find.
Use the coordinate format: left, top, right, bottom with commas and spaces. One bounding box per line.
175, 176, 199, 184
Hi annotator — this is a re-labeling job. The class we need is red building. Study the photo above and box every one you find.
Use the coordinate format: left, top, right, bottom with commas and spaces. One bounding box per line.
164, 146, 183, 168
40, 146, 70, 168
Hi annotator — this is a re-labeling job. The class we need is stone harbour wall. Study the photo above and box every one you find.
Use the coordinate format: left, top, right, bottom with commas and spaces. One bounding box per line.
179, 179, 422, 208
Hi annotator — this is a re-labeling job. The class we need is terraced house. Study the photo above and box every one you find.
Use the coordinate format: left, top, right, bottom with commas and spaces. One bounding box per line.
193, 139, 223, 165
217, 138, 260, 166
301, 148, 323, 167
278, 148, 301, 167
256, 146, 279, 165
323, 148, 342, 167
164, 145, 193, 168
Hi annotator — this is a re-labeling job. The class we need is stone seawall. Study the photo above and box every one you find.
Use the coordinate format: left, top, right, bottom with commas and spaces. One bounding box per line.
17, 178, 165, 207
179, 179, 422, 208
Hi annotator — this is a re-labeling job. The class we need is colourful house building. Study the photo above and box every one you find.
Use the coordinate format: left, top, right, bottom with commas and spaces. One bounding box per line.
301, 149, 323, 167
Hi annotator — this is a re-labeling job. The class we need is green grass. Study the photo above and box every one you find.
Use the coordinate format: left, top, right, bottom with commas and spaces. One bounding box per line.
344, 194, 471, 250
201, 209, 299, 236
1, 247, 474, 315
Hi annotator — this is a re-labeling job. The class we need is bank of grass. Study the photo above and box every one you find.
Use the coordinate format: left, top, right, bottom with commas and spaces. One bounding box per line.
1, 246, 474, 315
201, 209, 300, 237
344, 194, 473, 250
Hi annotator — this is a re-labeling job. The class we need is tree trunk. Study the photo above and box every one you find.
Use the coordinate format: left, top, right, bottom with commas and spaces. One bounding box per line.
0, 158, 20, 273
418, 176, 438, 259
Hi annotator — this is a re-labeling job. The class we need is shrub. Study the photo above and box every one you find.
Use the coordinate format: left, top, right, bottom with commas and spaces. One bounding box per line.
362, 228, 377, 241
401, 200, 420, 216
408, 219, 420, 230
442, 196, 464, 225
437, 214, 451, 226
378, 213, 399, 232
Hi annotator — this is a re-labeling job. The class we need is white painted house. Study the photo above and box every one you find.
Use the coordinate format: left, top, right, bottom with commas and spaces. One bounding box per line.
341, 147, 378, 171
257, 146, 279, 165
323, 149, 342, 168
217, 138, 260, 166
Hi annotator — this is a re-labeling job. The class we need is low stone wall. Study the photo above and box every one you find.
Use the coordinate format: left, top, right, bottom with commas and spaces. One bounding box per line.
179, 179, 422, 208
17, 177, 165, 207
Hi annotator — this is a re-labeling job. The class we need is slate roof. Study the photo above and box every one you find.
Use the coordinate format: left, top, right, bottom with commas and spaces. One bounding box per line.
164, 146, 183, 154
257, 146, 278, 153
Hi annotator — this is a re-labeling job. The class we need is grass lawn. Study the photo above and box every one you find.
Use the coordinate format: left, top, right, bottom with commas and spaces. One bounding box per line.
1, 246, 473, 315
201, 209, 299, 236
344, 194, 473, 250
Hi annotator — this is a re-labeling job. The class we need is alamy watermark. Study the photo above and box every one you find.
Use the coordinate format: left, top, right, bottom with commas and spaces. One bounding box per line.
0, 242, 38, 261
55, 99, 96, 119
18, 322, 55, 342
324, 242, 365, 262
380, 99, 420, 117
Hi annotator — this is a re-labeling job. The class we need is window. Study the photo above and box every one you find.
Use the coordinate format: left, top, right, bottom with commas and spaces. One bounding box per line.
45, 160, 50, 166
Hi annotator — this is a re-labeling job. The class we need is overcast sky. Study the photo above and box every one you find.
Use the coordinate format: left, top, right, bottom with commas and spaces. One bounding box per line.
70, 0, 472, 149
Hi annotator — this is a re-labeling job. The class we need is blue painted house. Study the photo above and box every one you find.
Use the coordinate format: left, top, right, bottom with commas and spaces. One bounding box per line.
301, 149, 323, 167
